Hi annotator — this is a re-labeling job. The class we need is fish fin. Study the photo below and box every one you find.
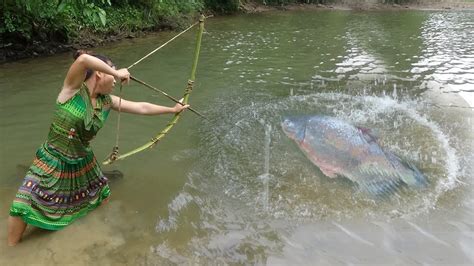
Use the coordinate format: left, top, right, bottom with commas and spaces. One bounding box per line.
352, 161, 405, 197
384, 152, 428, 188
296, 123, 307, 143
357, 177, 403, 198
319, 166, 338, 178
399, 160, 428, 188
357, 126, 378, 143
354, 154, 426, 197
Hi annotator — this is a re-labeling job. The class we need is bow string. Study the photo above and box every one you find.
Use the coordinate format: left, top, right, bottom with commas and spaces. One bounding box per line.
103, 15, 207, 165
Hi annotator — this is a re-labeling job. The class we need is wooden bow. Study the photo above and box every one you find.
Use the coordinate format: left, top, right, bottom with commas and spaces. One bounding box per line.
103, 15, 206, 165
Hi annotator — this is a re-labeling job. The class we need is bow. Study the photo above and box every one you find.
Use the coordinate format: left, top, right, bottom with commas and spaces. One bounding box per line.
103, 15, 206, 165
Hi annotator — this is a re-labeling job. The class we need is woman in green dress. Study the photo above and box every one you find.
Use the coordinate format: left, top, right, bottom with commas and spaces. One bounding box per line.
7, 50, 189, 246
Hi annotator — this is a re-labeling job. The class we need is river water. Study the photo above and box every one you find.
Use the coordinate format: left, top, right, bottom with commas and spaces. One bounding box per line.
1, 10, 473, 265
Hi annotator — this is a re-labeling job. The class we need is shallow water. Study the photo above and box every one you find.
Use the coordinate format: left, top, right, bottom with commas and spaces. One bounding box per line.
1, 10, 473, 265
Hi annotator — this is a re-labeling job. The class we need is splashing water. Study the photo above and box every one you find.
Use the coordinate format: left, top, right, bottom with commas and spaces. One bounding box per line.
152, 89, 470, 263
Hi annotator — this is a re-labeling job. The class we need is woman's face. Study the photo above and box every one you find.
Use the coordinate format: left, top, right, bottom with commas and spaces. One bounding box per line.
96, 65, 116, 94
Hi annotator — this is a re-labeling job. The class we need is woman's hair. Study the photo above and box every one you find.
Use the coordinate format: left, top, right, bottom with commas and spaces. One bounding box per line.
73, 50, 115, 81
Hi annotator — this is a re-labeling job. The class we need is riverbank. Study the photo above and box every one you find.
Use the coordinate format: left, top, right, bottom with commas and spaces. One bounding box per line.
0, 13, 195, 63
1, 24, 180, 63
2, 1, 474, 63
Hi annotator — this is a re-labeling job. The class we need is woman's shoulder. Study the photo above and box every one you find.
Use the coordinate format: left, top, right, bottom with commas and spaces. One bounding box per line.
57, 89, 81, 106
57, 82, 89, 105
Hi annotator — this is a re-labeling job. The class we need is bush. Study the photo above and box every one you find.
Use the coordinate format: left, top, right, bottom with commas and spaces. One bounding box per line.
1, 0, 113, 43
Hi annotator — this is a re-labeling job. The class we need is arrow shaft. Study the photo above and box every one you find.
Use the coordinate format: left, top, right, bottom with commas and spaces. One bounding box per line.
130, 76, 207, 119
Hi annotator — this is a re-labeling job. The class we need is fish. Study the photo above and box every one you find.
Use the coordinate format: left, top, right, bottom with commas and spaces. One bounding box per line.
281, 115, 427, 196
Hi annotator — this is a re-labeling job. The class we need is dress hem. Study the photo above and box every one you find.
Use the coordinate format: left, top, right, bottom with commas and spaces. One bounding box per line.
9, 186, 111, 231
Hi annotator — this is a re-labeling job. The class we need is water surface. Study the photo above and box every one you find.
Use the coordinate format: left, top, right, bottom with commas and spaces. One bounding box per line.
1, 9, 473, 265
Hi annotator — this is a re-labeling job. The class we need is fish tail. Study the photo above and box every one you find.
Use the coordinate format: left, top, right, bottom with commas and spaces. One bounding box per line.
385, 151, 428, 189
399, 160, 428, 188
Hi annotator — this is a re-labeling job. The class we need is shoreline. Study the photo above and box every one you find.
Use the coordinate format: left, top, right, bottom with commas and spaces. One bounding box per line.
2, 2, 474, 63
0, 21, 185, 64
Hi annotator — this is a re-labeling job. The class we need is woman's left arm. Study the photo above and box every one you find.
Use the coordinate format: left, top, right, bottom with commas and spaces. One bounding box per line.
110, 95, 189, 115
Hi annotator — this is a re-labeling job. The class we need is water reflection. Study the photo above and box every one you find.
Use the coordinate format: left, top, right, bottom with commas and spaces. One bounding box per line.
416, 12, 474, 107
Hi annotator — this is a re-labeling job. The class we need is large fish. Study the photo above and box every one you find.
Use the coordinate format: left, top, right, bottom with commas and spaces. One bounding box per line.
281, 115, 427, 196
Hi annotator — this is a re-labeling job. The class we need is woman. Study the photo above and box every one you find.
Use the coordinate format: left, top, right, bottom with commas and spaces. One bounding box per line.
7, 50, 189, 246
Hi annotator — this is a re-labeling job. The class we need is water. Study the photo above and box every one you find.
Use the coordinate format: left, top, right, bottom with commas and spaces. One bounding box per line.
259, 122, 272, 211
1, 10, 473, 265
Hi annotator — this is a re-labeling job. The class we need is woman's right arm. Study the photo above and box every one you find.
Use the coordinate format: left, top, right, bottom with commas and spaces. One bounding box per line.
62, 54, 119, 92
58, 54, 129, 103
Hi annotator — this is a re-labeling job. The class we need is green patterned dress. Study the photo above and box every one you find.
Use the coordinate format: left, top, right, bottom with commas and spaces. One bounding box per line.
10, 85, 112, 230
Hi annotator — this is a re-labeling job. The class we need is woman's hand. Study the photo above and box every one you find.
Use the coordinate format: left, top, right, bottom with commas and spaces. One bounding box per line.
173, 98, 190, 113
115, 68, 130, 84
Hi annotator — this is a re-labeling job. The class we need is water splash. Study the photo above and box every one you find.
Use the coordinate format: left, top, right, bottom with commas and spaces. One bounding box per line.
258, 122, 272, 211
156, 192, 193, 232
328, 93, 461, 209
153, 91, 469, 264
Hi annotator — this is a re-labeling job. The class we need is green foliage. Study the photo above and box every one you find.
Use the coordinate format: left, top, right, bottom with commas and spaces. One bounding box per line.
149, 0, 203, 20
1, 0, 205, 45
105, 5, 152, 32
58, 0, 112, 28
1, 0, 112, 43
3, 1, 68, 42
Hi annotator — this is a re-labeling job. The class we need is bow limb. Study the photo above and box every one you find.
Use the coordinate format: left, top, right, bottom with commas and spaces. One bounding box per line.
103, 15, 205, 165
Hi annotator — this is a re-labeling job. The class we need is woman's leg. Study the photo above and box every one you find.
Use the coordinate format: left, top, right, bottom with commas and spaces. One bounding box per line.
7, 216, 27, 246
